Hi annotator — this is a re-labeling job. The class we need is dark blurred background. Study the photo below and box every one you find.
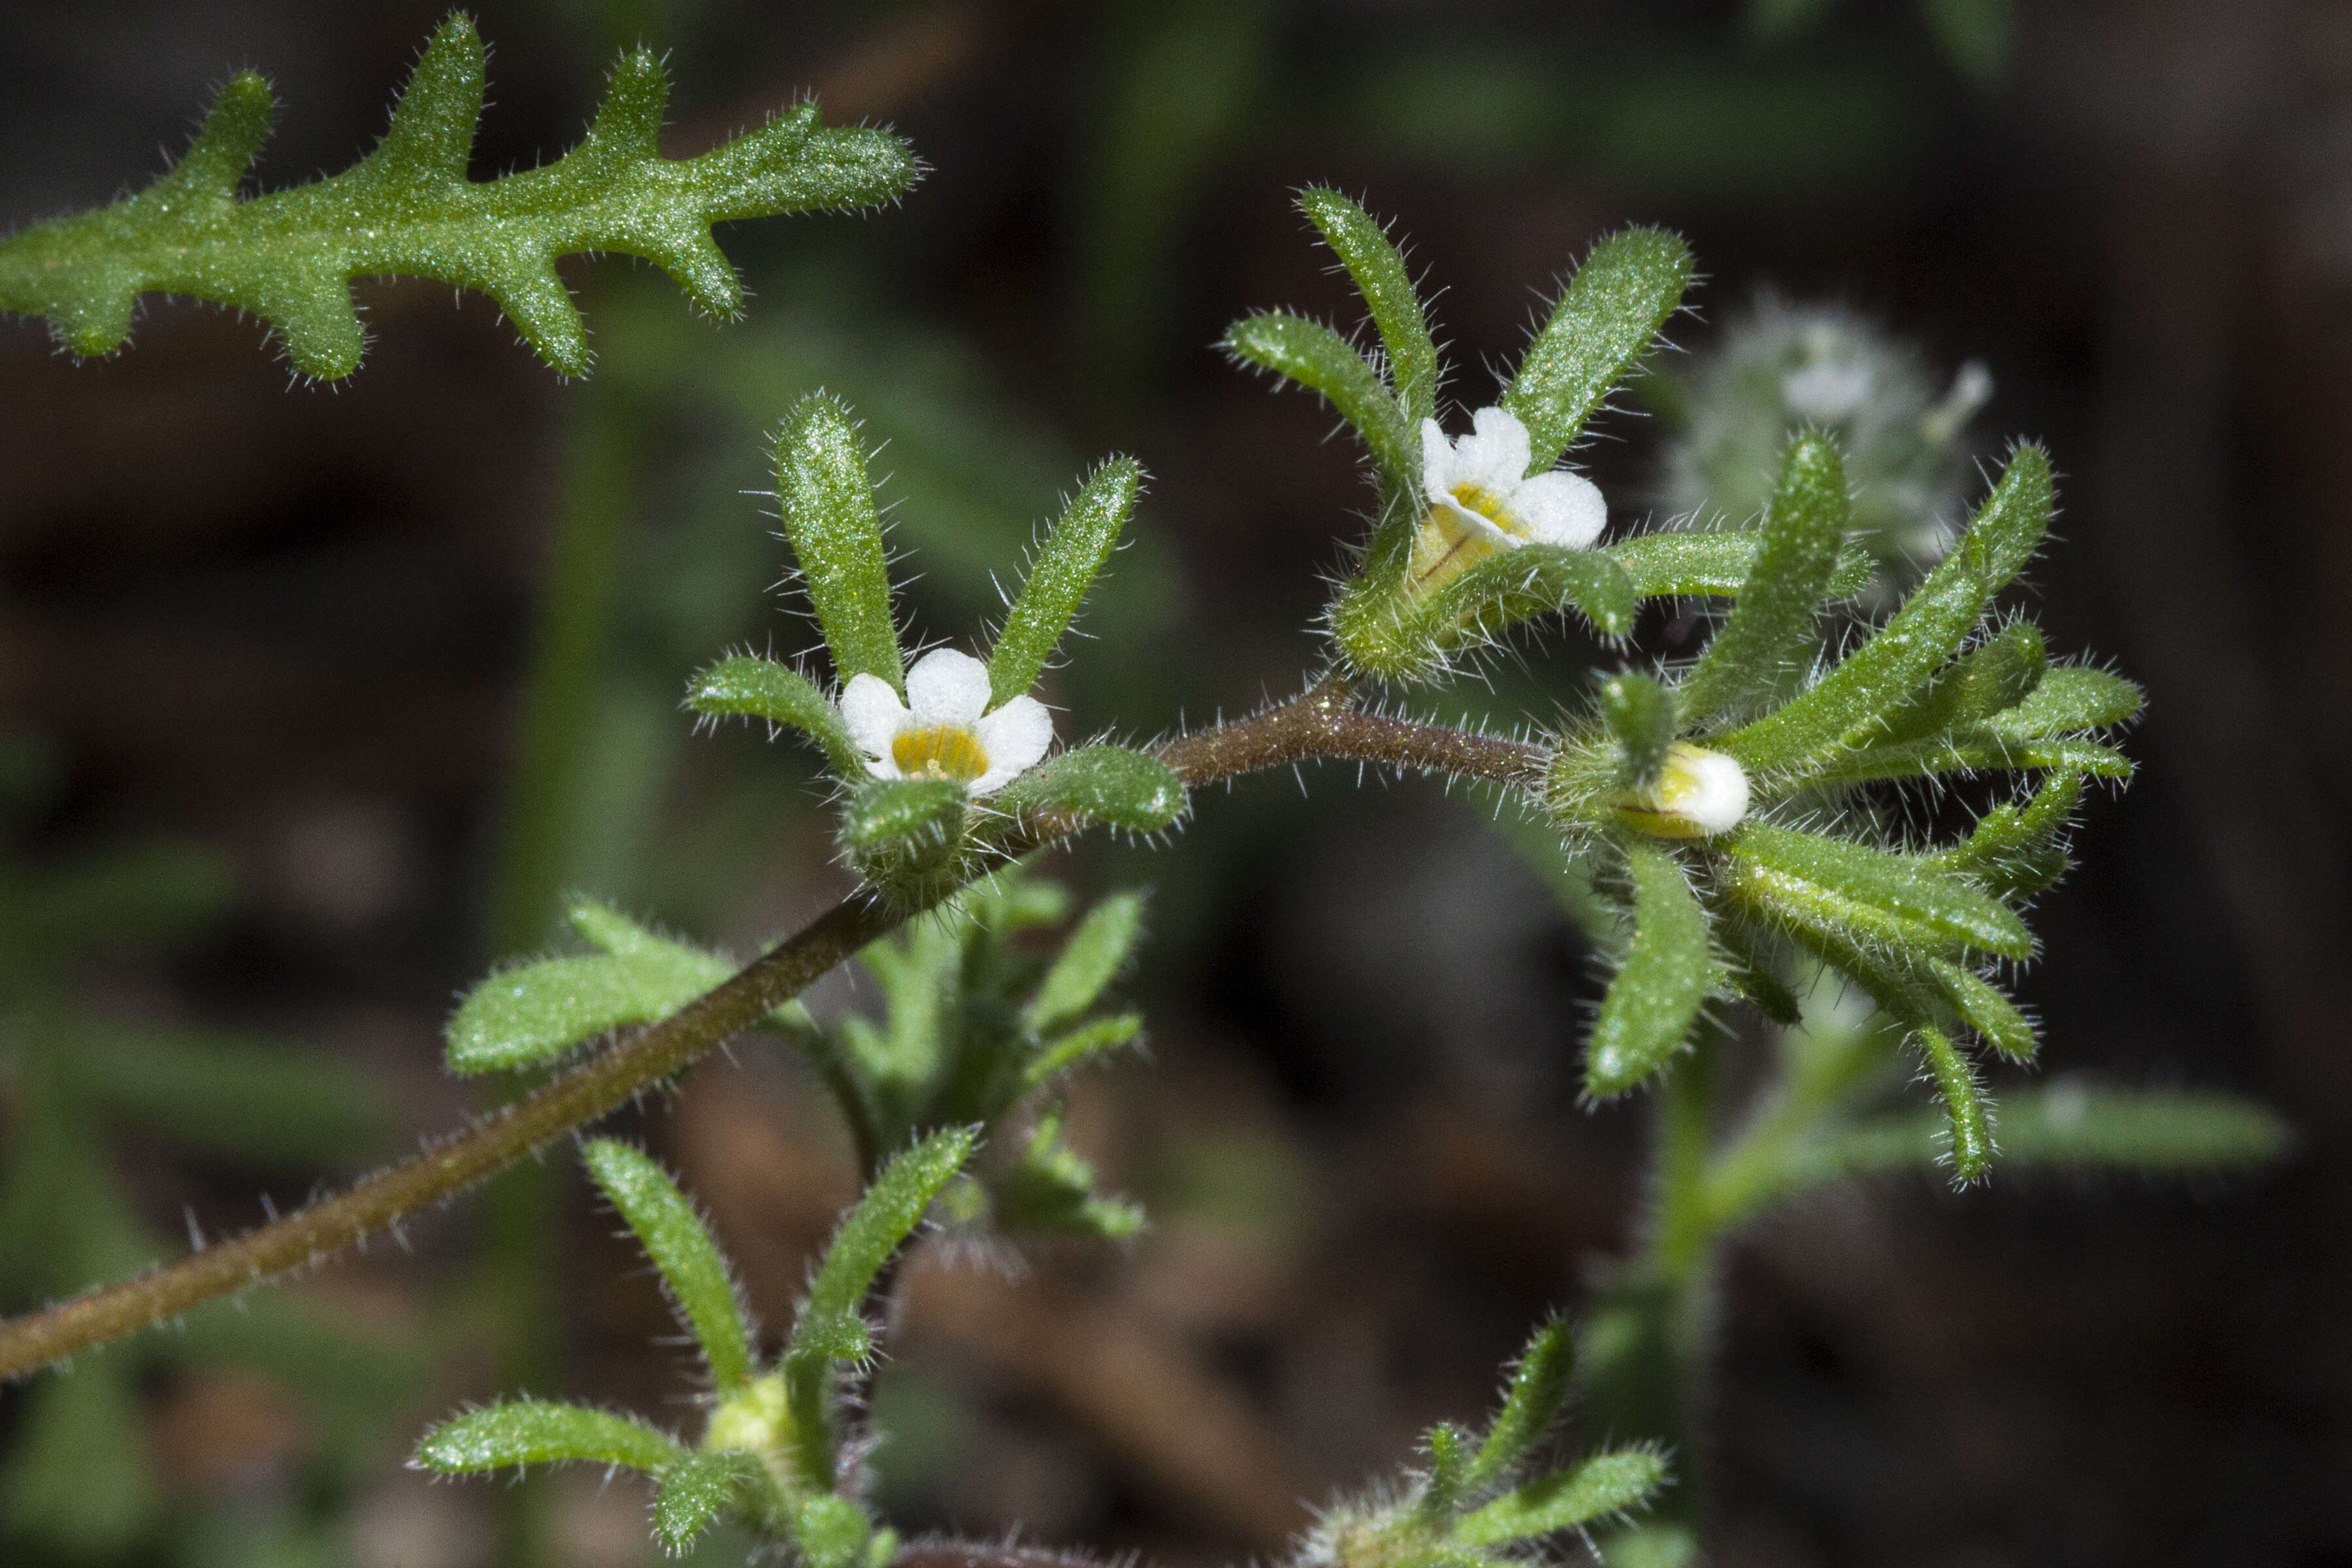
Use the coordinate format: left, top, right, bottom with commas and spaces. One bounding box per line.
1, 1, 2347, 1564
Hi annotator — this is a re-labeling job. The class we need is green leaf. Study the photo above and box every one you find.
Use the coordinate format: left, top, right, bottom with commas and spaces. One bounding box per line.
1868, 621, 2046, 747
785, 1128, 977, 1488
1988, 1083, 2289, 1170
1585, 842, 1712, 1100
1466, 1318, 1575, 1490
1299, 188, 1441, 423
1914, 1023, 1995, 1183
1604, 532, 1874, 602
446, 904, 732, 1074
792, 1494, 876, 1568
1678, 434, 1850, 728
0, 1367, 157, 1556
1714, 919, 1803, 1025
1022, 893, 1147, 1036
989, 457, 1145, 706
0, 18, 915, 378
1799, 732, 2132, 791
414, 1398, 683, 1474
654, 1450, 757, 1554
1022, 1012, 1145, 1090
687, 655, 863, 775
1452, 1448, 1668, 1545
1502, 226, 1695, 472
1420, 542, 1640, 643
994, 745, 1188, 833
72, 1022, 395, 1168
1718, 544, 1990, 779
1417, 1421, 1474, 1522
1925, 958, 2038, 1061
841, 777, 972, 907
1600, 672, 1678, 791
1980, 665, 2144, 738
1719, 823, 2033, 960
1967, 444, 2053, 593
581, 1140, 756, 1393
776, 394, 904, 689
1931, 772, 2082, 899
991, 1107, 1145, 1239
1224, 310, 1416, 492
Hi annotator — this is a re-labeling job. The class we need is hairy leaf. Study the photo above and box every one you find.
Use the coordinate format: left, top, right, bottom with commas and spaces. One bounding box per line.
990, 458, 1145, 706
1914, 1023, 1995, 1183
446, 904, 731, 1074
1466, 1318, 1575, 1490
0, 18, 914, 378
1719, 824, 2033, 960
1980, 665, 2144, 738
1224, 310, 1416, 490
777, 394, 904, 690
792, 1494, 877, 1568
1502, 226, 1694, 471
1968, 443, 2054, 593
1421, 542, 1640, 644
1023, 1012, 1145, 1089
654, 1450, 756, 1554
995, 745, 1188, 832
1022, 893, 1147, 1036
1932, 772, 2082, 899
1801, 732, 2132, 791
1868, 621, 2047, 747
1299, 188, 1440, 422
1925, 958, 2038, 1061
687, 655, 863, 775
1586, 842, 1712, 1099
1600, 672, 1678, 791
992, 1108, 1145, 1239
1678, 434, 1849, 728
414, 1399, 683, 1475
582, 1140, 756, 1393
1452, 1448, 1668, 1544
1604, 532, 1874, 602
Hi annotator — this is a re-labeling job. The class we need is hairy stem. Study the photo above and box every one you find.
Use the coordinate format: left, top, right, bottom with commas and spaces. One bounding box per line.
0, 681, 1539, 1379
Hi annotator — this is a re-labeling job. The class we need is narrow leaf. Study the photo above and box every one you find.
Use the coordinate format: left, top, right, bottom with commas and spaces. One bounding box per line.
1914, 1024, 1995, 1183
1600, 672, 1678, 790
1452, 1448, 1669, 1545
160, 73, 274, 204
1968, 444, 2054, 593
1503, 226, 1694, 471
994, 745, 1187, 833
1022, 1013, 1144, 1090
1421, 542, 1639, 642
1466, 1318, 1575, 1490
687, 655, 864, 774
776, 393, 903, 689
1868, 621, 2047, 747
446, 907, 731, 1074
990, 457, 1144, 706
582, 1140, 756, 1393
654, 1450, 755, 1554
1981, 665, 2144, 738
1678, 434, 1850, 728
1719, 823, 2033, 960
1925, 959, 2038, 1062
1605, 532, 1874, 603
415, 1399, 683, 1474
1931, 772, 2082, 899
1224, 310, 1416, 490
1417, 1422, 1473, 1522
1023, 893, 1148, 1036
1585, 842, 1712, 1100
992, 1109, 1145, 1240
1801, 732, 2132, 791
1299, 188, 1440, 422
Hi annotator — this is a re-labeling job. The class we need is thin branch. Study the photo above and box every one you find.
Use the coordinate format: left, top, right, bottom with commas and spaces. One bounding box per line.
0, 680, 1542, 1379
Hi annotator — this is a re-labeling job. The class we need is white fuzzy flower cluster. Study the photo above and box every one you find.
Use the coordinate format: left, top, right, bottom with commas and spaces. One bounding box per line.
1408, 406, 1607, 591
840, 648, 1052, 797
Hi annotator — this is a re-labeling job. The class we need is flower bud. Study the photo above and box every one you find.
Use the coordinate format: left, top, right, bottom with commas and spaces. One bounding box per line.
1614, 742, 1749, 838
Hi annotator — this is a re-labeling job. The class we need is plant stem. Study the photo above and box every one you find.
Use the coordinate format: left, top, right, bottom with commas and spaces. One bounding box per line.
0, 681, 1540, 1379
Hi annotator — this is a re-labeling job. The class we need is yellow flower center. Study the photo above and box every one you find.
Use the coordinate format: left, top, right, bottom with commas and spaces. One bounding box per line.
1406, 485, 1531, 595
892, 724, 989, 783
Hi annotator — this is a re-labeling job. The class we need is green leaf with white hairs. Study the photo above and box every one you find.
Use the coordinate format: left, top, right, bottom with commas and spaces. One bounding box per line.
792, 1495, 876, 1568
581, 1140, 756, 1393
1719, 824, 2033, 961
1022, 893, 1147, 1036
1299, 187, 1440, 423
1422, 542, 1641, 643
1224, 310, 1417, 491
1417, 1420, 1474, 1521
1501, 226, 1695, 472
994, 745, 1188, 833
989, 458, 1144, 706
1600, 672, 1678, 791
1678, 434, 1850, 728
0, 16, 914, 379
1801, 732, 2132, 791
1932, 772, 2081, 899
991, 1107, 1145, 1239
1967, 444, 2055, 594
414, 1399, 684, 1475
653, 1450, 758, 1554
687, 655, 864, 775
776, 393, 904, 690
1604, 532, 1875, 603
1868, 621, 2047, 747
1466, 1318, 1575, 1490
1585, 842, 1712, 1100
446, 904, 732, 1074
785, 1127, 976, 1488
1913, 1022, 1995, 1183
1452, 1448, 1669, 1545
841, 777, 970, 906
1980, 666, 2144, 738
1926, 959, 2038, 1062
1023, 1013, 1145, 1089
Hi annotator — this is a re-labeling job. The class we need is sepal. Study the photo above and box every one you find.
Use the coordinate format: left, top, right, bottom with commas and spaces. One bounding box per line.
994, 745, 1187, 833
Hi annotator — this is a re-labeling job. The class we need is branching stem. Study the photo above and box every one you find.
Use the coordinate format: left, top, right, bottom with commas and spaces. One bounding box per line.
0, 678, 1541, 1379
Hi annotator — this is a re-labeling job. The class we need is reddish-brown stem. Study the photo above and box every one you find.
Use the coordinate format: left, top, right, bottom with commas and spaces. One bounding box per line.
0, 679, 1542, 1379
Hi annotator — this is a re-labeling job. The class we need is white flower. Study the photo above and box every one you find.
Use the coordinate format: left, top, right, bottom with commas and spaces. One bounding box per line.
1780, 359, 1874, 423
1616, 742, 1749, 838
1409, 407, 1607, 593
838, 648, 1053, 796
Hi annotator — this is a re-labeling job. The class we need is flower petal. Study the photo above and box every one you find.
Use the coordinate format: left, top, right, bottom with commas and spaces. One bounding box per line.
970, 695, 1054, 795
906, 648, 992, 727
1420, 418, 1458, 507
840, 674, 911, 775
1456, 405, 1532, 487
1436, 498, 1520, 550
1510, 470, 1608, 549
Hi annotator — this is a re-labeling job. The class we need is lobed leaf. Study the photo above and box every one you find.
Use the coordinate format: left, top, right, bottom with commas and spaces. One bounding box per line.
0, 18, 915, 378
1452, 1448, 1668, 1545
1501, 226, 1695, 472
653, 1450, 757, 1554
994, 745, 1188, 833
414, 1398, 683, 1475
1465, 1318, 1575, 1490
1678, 434, 1850, 728
1224, 310, 1416, 491
446, 904, 731, 1074
1299, 187, 1441, 423
1718, 823, 2034, 960
989, 458, 1145, 706
687, 655, 864, 775
1585, 842, 1712, 1100
1599, 672, 1678, 791
776, 394, 904, 690
1022, 893, 1147, 1036
1604, 531, 1874, 603
581, 1140, 756, 1393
